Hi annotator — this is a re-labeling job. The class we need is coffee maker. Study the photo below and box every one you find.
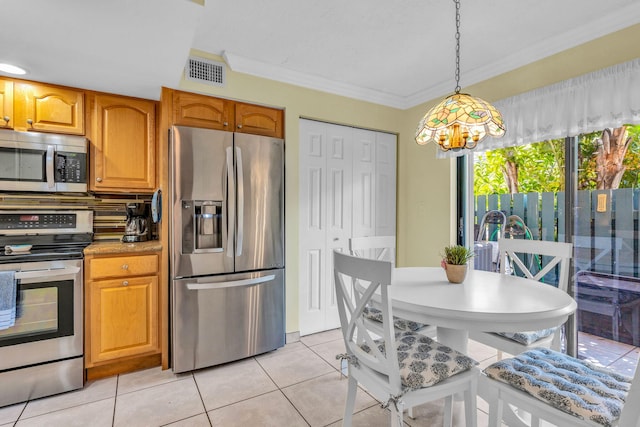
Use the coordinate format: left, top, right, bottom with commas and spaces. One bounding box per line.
123, 202, 149, 243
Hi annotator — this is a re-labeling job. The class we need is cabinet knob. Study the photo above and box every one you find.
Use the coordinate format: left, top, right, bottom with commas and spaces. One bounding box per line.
26, 119, 33, 127
237, 124, 243, 129
96, 177, 102, 182
122, 264, 129, 270
2, 116, 9, 125
122, 280, 129, 286
223, 121, 228, 126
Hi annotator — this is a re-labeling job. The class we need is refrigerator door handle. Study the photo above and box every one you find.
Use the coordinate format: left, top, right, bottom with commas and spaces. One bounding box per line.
225, 146, 235, 258
236, 146, 244, 256
186, 274, 276, 290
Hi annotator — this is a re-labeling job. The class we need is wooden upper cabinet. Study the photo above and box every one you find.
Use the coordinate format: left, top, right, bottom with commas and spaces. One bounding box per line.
235, 102, 283, 138
173, 91, 234, 131
0, 78, 13, 129
90, 93, 156, 192
169, 89, 284, 138
14, 82, 84, 134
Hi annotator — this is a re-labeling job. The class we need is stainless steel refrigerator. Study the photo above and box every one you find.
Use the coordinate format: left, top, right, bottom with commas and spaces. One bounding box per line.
170, 125, 285, 373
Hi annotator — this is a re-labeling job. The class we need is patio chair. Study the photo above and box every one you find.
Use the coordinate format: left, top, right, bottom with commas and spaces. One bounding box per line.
333, 250, 479, 427
469, 238, 573, 358
480, 347, 640, 427
348, 236, 435, 337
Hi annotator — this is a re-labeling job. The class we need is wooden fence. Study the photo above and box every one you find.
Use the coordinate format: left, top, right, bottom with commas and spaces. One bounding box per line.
475, 189, 640, 277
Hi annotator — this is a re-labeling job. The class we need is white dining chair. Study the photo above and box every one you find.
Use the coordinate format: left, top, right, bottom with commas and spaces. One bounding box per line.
348, 236, 435, 337
349, 235, 397, 265
469, 238, 573, 358
333, 249, 479, 427
480, 347, 640, 427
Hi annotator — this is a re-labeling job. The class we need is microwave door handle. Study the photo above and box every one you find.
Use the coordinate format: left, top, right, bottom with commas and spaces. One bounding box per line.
46, 145, 55, 188
225, 146, 235, 258
235, 146, 243, 256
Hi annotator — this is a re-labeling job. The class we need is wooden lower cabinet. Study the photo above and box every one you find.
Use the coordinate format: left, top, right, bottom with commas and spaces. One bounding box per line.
85, 252, 160, 376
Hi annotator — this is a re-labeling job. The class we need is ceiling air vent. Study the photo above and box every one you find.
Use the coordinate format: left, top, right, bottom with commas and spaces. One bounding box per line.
185, 57, 226, 87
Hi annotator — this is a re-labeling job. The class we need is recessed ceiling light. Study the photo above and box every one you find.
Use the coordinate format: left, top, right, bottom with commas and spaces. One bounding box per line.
0, 63, 27, 75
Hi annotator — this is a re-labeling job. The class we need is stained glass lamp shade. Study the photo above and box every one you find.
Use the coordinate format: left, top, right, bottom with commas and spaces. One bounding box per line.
415, 92, 506, 151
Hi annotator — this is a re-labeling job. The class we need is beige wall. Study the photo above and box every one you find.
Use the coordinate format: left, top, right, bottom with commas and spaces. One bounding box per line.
177, 24, 640, 334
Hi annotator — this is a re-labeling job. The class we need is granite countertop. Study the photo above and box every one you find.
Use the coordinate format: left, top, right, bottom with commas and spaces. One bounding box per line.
84, 240, 163, 255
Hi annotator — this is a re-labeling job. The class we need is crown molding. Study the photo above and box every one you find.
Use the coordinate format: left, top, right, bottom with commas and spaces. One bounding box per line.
225, 3, 640, 111
223, 52, 408, 109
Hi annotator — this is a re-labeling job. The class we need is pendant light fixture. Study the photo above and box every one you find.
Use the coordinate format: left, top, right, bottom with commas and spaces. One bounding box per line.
415, 0, 505, 152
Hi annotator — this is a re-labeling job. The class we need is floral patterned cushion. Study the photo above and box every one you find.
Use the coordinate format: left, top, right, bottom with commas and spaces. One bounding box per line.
484, 348, 632, 427
494, 327, 557, 345
362, 306, 427, 332
360, 331, 478, 390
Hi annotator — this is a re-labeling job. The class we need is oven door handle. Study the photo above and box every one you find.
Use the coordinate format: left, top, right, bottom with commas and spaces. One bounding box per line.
14, 266, 81, 281
186, 274, 275, 291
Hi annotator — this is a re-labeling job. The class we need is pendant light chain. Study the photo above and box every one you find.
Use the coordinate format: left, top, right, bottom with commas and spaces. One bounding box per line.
454, 0, 461, 94
414, 0, 506, 150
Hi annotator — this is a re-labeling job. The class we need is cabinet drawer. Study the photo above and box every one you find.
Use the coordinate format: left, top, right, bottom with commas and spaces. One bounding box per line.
89, 254, 158, 279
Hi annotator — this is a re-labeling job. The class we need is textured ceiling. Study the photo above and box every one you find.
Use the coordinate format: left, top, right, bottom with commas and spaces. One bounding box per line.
2, 0, 640, 108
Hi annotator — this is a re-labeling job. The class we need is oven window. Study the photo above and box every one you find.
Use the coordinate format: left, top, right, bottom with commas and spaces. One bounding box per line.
0, 280, 73, 347
0, 147, 45, 182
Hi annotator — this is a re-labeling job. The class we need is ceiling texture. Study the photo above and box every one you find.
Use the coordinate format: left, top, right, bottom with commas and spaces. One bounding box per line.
3, 0, 640, 109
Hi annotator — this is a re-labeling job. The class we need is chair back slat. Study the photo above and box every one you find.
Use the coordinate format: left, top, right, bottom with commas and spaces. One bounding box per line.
349, 236, 396, 266
498, 238, 572, 292
333, 249, 402, 391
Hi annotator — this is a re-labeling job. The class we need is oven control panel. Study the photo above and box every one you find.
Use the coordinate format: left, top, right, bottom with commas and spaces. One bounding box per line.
0, 213, 76, 230
0, 211, 93, 235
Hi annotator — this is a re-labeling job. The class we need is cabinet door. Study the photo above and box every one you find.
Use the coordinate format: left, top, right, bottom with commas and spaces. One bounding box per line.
173, 91, 234, 131
88, 275, 159, 365
14, 82, 84, 134
0, 78, 13, 129
91, 94, 156, 192
235, 102, 283, 138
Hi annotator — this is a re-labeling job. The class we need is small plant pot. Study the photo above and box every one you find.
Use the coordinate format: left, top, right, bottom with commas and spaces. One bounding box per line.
445, 263, 467, 284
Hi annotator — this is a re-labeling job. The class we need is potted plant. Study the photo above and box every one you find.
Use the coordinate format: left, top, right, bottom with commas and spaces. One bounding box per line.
441, 245, 474, 283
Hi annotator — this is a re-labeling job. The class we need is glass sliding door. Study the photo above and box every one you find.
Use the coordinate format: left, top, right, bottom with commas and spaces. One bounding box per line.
465, 124, 640, 372
573, 126, 640, 365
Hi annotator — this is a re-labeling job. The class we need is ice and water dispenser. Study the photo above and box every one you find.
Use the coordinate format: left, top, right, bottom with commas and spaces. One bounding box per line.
181, 200, 223, 254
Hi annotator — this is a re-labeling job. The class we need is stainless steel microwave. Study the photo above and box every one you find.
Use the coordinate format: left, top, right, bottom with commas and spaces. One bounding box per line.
0, 129, 88, 193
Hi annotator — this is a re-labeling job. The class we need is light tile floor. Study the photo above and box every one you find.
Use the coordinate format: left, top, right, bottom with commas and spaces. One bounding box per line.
0, 330, 637, 427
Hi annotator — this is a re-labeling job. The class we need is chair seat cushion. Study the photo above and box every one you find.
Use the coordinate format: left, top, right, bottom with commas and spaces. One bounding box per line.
361, 331, 477, 390
494, 327, 557, 345
363, 306, 427, 332
483, 348, 633, 427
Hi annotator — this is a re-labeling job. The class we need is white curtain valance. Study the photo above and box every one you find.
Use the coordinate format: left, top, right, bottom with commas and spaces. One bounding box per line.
438, 58, 640, 158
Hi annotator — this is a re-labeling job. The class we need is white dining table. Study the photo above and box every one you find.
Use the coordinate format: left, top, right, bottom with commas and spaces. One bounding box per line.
387, 267, 578, 355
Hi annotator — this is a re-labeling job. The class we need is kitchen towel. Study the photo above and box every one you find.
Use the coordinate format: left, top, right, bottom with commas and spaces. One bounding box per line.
0, 271, 17, 330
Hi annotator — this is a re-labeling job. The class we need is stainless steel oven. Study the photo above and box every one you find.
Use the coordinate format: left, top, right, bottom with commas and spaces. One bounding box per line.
0, 129, 88, 193
0, 210, 92, 407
